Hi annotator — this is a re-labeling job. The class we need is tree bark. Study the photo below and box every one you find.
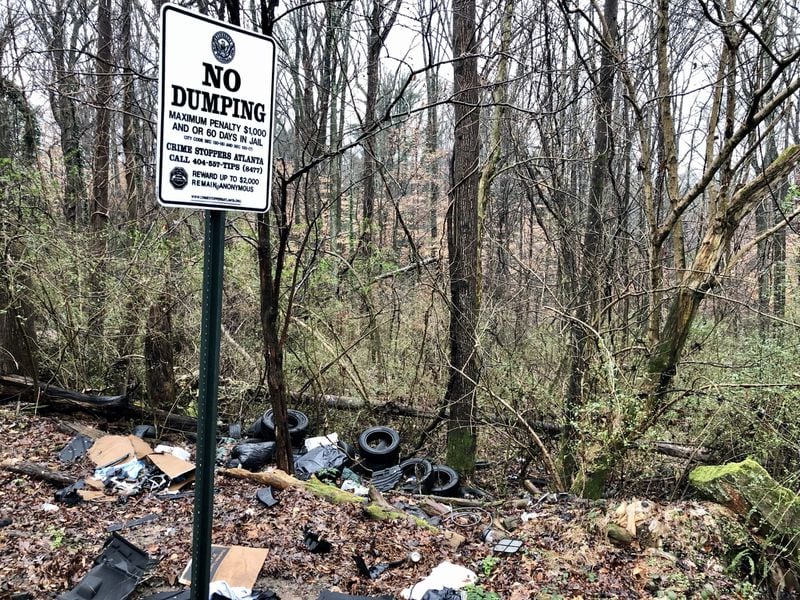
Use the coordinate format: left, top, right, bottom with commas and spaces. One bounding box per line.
144, 294, 176, 410
564, 0, 618, 493
445, 0, 481, 476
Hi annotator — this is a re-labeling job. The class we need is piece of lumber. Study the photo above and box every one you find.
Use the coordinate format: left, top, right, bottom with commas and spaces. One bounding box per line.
690, 458, 800, 551
1, 459, 77, 486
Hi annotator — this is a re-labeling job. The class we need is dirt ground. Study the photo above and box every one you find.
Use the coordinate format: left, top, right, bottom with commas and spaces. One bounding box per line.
0, 407, 767, 599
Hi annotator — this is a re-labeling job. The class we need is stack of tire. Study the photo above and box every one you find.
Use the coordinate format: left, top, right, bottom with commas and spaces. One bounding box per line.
357, 426, 460, 497
231, 409, 310, 471
248, 409, 309, 446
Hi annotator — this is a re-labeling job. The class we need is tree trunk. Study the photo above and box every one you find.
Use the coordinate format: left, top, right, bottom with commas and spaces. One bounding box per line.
564, 0, 618, 493
144, 294, 176, 409
445, 0, 481, 476
258, 0, 293, 474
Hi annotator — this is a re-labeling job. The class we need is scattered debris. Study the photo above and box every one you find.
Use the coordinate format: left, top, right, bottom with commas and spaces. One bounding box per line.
59, 533, 152, 600
132, 425, 157, 439
303, 529, 332, 554
305, 433, 339, 451
317, 591, 393, 600
230, 441, 276, 471
294, 445, 348, 481
492, 539, 522, 554
400, 561, 477, 600
370, 466, 403, 493
55, 479, 86, 505
106, 513, 159, 532
256, 486, 279, 508
353, 554, 406, 579
58, 434, 94, 463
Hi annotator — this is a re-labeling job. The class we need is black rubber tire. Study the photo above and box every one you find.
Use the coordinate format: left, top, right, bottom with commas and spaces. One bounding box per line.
429, 465, 460, 496
263, 409, 309, 444
399, 458, 433, 493
357, 426, 401, 466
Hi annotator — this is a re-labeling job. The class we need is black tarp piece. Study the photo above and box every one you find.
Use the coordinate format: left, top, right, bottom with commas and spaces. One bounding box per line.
370, 466, 403, 492
132, 425, 157, 439
353, 554, 406, 579
106, 513, 159, 532
58, 533, 152, 600
317, 592, 394, 600
256, 486, 279, 508
303, 529, 332, 553
143, 592, 190, 600
54, 479, 86, 505
294, 445, 348, 481
420, 589, 463, 600
58, 434, 94, 463
230, 441, 276, 471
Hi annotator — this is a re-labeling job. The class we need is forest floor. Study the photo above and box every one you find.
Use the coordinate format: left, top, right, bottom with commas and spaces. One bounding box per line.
0, 407, 767, 599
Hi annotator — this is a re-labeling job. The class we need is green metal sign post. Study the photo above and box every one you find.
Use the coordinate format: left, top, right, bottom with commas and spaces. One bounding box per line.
157, 4, 276, 597
190, 210, 225, 600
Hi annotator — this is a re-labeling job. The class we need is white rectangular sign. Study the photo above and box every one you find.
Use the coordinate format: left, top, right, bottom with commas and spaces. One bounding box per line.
157, 4, 275, 212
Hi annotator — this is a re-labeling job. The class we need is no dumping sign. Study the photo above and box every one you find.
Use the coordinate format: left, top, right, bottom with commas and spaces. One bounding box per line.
157, 4, 276, 212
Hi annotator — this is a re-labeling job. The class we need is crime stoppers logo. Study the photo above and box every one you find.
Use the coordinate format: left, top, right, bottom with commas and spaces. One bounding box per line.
212, 31, 235, 63
169, 167, 188, 189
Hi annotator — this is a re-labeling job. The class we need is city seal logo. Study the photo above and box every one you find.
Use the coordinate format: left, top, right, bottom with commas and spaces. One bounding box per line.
212, 31, 235, 64
169, 167, 188, 190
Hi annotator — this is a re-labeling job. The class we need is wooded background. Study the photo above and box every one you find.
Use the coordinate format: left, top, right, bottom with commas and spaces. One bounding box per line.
1, 0, 799, 497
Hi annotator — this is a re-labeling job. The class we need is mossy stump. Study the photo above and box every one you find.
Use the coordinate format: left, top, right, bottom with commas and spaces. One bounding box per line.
690, 458, 800, 550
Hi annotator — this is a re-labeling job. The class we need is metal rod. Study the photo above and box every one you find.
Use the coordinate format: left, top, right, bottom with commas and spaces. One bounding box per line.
190, 209, 226, 599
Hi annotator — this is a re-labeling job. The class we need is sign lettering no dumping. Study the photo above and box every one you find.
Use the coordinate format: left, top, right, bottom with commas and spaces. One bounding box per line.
157, 4, 275, 212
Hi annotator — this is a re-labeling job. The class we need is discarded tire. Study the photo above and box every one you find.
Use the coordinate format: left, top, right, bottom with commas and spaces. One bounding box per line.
398, 458, 433, 493
357, 426, 401, 467
262, 409, 310, 445
429, 465, 460, 496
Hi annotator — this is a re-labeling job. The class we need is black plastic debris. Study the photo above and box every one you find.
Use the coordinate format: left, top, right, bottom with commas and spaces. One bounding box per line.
58, 434, 94, 463
143, 592, 190, 600
230, 441, 276, 471
132, 424, 157, 439
0, 517, 11, 527
421, 589, 463, 600
317, 592, 394, 600
392, 502, 440, 527
493, 538, 523, 554
107, 513, 159, 533
58, 533, 152, 600
371, 465, 403, 492
55, 479, 86, 505
211, 591, 279, 600
353, 554, 406, 579
256, 486, 279, 508
294, 445, 348, 481
228, 423, 242, 439
303, 529, 332, 553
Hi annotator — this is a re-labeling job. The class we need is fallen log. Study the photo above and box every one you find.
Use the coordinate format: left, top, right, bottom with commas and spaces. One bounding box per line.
690, 458, 800, 551
0, 374, 200, 433
219, 467, 437, 530
1, 459, 77, 486
0, 374, 128, 410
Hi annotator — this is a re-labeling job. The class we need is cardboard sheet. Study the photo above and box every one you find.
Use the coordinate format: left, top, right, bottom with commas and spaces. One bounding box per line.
178, 545, 268, 589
